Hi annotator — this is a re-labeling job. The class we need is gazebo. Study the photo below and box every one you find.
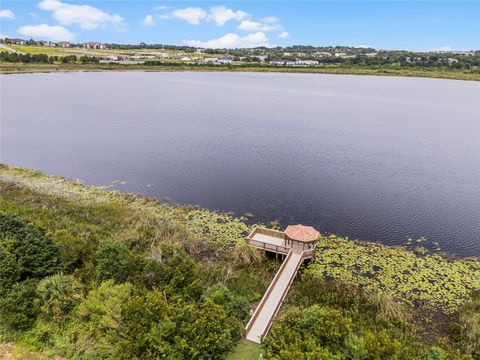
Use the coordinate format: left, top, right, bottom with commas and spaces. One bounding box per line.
284, 224, 319, 252
245, 224, 320, 258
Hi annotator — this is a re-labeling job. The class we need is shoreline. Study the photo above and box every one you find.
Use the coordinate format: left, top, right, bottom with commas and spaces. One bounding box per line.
1, 163, 479, 358
1, 62, 479, 81
1, 164, 477, 262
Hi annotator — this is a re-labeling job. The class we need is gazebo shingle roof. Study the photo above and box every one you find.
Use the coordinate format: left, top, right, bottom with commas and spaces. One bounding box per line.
284, 224, 319, 242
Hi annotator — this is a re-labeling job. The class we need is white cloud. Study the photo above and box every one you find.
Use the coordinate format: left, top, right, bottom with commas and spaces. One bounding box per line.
28, 12, 39, 18
238, 16, 282, 32
238, 19, 280, 32
172, 7, 206, 25
185, 32, 269, 49
144, 14, 154, 26
355, 44, 374, 49
0, 9, 15, 19
432, 45, 452, 52
38, 0, 124, 30
278, 31, 289, 39
208, 6, 248, 26
18, 23, 74, 41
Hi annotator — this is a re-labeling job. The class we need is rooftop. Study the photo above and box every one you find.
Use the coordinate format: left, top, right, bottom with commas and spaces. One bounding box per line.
284, 224, 319, 243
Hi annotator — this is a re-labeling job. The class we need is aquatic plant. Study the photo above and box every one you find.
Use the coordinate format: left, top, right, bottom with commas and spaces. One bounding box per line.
304, 235, 480, 314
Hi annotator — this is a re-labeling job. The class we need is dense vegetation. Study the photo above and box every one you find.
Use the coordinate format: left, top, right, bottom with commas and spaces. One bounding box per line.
0, 165, 479, 359
0, 52, 100, 64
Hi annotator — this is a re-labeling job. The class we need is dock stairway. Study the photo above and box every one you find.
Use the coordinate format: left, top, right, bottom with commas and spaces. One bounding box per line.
244, 226, 319, 343
245, 249, 307, 343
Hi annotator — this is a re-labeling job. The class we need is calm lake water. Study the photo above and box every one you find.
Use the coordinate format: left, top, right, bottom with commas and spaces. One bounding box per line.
1, 72, 479, 257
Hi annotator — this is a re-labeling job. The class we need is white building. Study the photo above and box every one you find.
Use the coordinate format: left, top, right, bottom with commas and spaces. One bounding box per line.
295, 60, 319, 66
218, 57, 233, 64
83, 42, 106, 50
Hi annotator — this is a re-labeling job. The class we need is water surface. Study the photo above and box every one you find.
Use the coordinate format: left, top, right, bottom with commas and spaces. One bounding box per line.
1, 72, 479, 257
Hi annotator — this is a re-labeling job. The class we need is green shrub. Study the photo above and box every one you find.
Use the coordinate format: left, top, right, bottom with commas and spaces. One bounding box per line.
147, 246, 204, 300
265, 305, 352, 356
94, 241, 136, 283
121, 290, 176, 358
60, 280, 134, 359
35, 273, 84, 323
0, 280, 39, 332
206, 283, 250, 321
172, 298, 243, 359
0, 214, 59, 290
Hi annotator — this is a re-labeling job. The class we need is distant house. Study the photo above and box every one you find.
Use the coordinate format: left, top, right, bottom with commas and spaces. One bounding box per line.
83, 42, 106, 50
253, 55, 268, 62
58, 41, 71, 48
218, 57, 233, 64
295, 60, 319, 66
269, 59, 295, 66
12, 38, 26, 46
131, 53, 155, 59
181, 56, 191, 61
314, 51, 331, 57
105, 55, 119, 61
38, 40, 55, 47
203, 57, 218, 63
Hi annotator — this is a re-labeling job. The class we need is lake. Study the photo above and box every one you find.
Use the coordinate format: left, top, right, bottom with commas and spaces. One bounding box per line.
1, 72, 479, 257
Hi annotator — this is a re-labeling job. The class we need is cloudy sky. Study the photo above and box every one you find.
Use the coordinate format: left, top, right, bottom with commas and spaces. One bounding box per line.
1, 1, 479, 50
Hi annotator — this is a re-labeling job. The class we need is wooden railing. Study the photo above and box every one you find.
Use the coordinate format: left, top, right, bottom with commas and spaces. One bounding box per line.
245, 249, 293, 337
246, 226, 287, 241
260, 253, 306, 342
246, 238, 290, 254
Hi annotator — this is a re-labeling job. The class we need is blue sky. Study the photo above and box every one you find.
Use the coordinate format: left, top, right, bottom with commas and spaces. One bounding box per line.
1, 1, 479, 50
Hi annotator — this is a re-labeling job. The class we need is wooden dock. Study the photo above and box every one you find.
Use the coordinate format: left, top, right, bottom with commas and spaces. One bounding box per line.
244, 225, 319, 343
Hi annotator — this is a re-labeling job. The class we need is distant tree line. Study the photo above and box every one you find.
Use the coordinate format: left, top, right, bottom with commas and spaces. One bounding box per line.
0, 52, 99, 64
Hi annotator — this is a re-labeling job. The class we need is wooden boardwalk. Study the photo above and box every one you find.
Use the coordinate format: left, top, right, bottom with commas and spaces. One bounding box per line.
244, 226, 318, 343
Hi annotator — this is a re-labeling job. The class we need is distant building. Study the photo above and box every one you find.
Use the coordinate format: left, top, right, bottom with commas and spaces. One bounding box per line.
12, 38, 26, 45
448, 58, 459, 64
83, 42, 106, 50
58, 41, 71, 48
218, 57, 233, 64
181, 56, 191, 61
204, 57, 218, 63
253, 55, 268, 62
269, 59, 295, 66
295, 60, 319, 66
38, 40, 55, 47
131, 53, 156, 59
314, 51, 331, 57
